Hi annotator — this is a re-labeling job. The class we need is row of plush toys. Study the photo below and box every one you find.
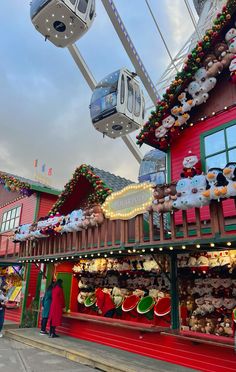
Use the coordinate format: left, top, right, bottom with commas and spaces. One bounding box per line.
13, 204, 104, 242
151, 151, 236, 213
154, 26, 236, 148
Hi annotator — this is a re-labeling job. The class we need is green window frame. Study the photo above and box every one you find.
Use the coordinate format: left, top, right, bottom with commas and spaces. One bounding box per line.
0, 206, 21, 232
200, 120, 236, 172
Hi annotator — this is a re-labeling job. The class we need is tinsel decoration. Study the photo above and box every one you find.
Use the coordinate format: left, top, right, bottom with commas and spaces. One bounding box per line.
0, 172, 32, 196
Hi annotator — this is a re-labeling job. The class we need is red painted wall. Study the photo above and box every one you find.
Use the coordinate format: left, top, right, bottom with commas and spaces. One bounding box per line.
37, 193, 58, 219
26, 263, 41, 309
170, 107, 236, 222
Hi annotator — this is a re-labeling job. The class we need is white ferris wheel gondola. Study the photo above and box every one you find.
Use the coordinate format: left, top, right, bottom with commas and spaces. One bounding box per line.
90, 68, 145, 139
30, 0, 95, 47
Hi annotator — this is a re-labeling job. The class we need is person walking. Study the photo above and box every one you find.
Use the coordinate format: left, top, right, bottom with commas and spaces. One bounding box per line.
40, 282, 53, 335
48, 279, 65, 338
0, 288, 7, 337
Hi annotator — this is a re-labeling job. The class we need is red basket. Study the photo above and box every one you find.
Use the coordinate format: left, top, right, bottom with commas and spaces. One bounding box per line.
154, 297, 171, 316
122, 295, 140, 312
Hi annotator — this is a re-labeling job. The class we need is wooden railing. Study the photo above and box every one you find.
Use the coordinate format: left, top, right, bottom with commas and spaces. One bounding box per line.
12, 199, 236, 260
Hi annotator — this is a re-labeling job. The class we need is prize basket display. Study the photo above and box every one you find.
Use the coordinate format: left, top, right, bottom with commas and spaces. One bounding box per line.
154, 297, 171, 316
137, 296, 155, 321
122, 295, 140, 312
84, 294, 96, 307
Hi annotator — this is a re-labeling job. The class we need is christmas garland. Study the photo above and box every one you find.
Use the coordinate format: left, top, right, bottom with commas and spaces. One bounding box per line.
0, 172, 32, 196
49, 164, 112, 215
136, 0, 236, 148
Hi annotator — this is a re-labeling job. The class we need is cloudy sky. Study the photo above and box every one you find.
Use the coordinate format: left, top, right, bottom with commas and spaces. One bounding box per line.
0, 0, 198, 189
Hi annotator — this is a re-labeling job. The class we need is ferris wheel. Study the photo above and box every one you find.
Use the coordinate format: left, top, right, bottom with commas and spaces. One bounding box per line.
30, 0, 221, 165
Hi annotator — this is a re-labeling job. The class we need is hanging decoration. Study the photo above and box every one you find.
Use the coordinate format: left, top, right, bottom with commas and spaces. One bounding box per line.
136, 0, 236, 150
49, 164, 112, 215
0, 172, 32, 196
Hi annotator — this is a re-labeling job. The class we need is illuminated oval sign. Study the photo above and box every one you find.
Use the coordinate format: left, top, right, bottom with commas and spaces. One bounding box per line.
102, 183, 154, 220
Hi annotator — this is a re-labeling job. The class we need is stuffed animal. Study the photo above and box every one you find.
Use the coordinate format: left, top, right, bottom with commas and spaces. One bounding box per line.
190, 175, 210, 207
229, 56, 236, 84
152, 185, 165, 213
205, 319, 216, 334
155, 125, 167, 138
225, 28, 236, 53
223, 162, 236, 197
203, 53, 223, 77
180, 150, 202, 178
162, 183, 177, 212
214, 42, 233, 68
186, 80, 209, 106
170, 106, 189, 127
194, 68, 217, 93
177, 92, 195, 112
202, 168, 228, 199
222, 316, 233, 336
172, 178, 192, 210
161, 114, 175, 129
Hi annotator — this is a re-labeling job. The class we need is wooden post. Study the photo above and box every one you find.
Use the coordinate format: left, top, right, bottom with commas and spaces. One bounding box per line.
170, 252, 180, 330
135, 216, 140, 243
120, 220, 125, 245
148, 211, 153, 243
209, 201, 220, 236
182, 210, 188, 238
195, 208, 202, 238
159, 213, 164, 242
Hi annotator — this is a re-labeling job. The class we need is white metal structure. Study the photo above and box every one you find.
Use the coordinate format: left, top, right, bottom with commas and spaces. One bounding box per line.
90, 68, 145, 139
30, 0, 95, 47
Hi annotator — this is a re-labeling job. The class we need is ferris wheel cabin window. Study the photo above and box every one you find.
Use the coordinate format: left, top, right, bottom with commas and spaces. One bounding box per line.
202, 122, 236, 171
127, 78, 133, 113
78, 0, 88, 13
69, 0, 76, 5
134, 84, 141, 117
120, 75, 125, 104
89, 0, 95, 20
0, 206, 21, 233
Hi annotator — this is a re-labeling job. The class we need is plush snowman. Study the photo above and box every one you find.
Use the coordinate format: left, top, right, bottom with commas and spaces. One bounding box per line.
190, 175, 210, 207
225, 28, 236, 53
186, 80, 209, 106
194, 68, 217, 93
173, 178, 192, 210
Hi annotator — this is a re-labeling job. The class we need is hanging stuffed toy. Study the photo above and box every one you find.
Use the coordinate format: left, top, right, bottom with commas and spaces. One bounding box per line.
194, 67, 217, 93
203, 53, 223, 77
190, 175, 210, 207
177, 92, 195, 112
172, 178, 192, 210
170, 106, 189, 127
225, 28, 236, 53
229, 56, 236, 84
161, 113, 175, 129
186, 80, 209, 106
202, 168, 228, 200
214, 42, 233, 69
180, 150, 202, 178
223, 162, 236, 197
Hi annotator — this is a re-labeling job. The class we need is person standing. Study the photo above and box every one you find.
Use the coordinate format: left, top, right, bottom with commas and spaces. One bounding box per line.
48, 279, 65, 338
40, 282, 53, 335
0, 289, 7, 337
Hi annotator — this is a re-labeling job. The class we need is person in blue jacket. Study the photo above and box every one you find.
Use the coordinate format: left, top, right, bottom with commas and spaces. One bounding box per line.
40, 282, 53, 335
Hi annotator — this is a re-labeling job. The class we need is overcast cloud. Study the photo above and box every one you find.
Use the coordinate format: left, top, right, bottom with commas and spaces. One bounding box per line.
0, 0, 197, 189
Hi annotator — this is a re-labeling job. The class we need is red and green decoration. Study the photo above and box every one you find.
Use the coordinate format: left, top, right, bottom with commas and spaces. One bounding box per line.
136, 0, 236, 149
0, 172, 32, 196
49, 164, 112, 215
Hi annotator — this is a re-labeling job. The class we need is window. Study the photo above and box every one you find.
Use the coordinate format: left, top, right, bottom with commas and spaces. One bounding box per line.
203, 123, 236, 171
120, 74, 125, 104
1, 206, 21, 232
134, 84, 141, 117
69, 0, 76, 4
78, 0, 88, 13
127, 78, 133, 113
89, 0, 95, 20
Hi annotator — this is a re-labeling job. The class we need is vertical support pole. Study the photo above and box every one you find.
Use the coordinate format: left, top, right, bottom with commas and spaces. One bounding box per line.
20, 263, 31, 327
170, 252, 179, 330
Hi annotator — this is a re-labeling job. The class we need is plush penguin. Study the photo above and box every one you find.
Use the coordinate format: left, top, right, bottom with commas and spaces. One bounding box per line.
202, 168, 228, 199
223, 162, 236, 197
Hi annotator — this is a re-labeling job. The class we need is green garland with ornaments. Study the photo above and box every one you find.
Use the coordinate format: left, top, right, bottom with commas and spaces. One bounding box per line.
49, 164, 112, 215
0, 172, 32, 196
136, 0, 236, 147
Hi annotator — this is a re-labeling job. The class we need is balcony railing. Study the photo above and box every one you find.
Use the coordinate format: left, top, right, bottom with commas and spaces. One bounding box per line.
8, 199, 234, 260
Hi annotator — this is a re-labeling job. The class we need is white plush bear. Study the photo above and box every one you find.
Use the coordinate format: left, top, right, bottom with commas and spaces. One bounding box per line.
162, 114, 175, 129
225, 28, 236, 53
194, 68, 217, 93
186, 80, 209, 106
190, 175, 210, 207
173, 178, 192, 210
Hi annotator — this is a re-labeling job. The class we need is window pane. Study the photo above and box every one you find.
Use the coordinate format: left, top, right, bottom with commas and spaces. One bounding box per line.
6, 211, 11, 221
11, 208, 16, 219
14, 217, 20, 228
2, 212, 7, 222
127, 79, 133, 113
120, 75, 125, 104
16, 207, 21, 217
5, 220, 10, 231
206, 152, 227, 170
134, 85, 141, 117
228, 148, 236, 162
89, 0, 95, 20
78, 0, 88, 13
9, 219, 14, 230
204, 130, 225, 156
226, 125, 236, 148
1, 222, 6, 232
69, 0, 76, 4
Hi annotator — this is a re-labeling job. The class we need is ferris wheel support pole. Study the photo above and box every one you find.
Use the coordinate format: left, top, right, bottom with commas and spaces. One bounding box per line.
101, 0, 160, 105
67, 44, 143, 164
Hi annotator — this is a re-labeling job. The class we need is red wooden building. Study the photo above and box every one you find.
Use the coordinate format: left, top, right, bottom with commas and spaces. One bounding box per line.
0, 170, 60, 324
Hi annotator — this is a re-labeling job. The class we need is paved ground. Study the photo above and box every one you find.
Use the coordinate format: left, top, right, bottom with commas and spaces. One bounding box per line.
0, 337, 95, 372
4, 328, 199, 372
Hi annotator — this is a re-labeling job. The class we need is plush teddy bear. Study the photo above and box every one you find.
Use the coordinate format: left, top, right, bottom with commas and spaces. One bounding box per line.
225, 28, 236, 53
203, 53, 223, 77
172, 178, 192, 210
205, 318, 216, 334
190, 175, 210, 207
170, 106, 190, 127
186, 80, 209, 106
162, 183, 177, 212
152, 185, 165, 213
177, 92, 195, 112
180, 151, 202, 179
222, 316, 233, 336
214, 42, 233, 68
194, 67, 217, 93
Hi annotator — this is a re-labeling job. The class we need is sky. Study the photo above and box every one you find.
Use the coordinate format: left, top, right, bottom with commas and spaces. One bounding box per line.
0, 0, 198, 189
